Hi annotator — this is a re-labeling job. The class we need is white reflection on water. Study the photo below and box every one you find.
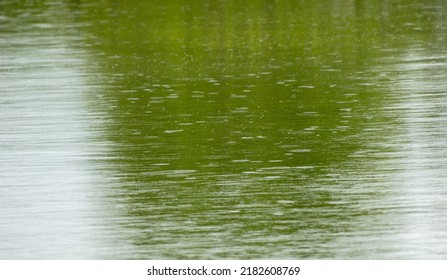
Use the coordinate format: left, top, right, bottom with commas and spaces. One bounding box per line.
386, 50, 447, 258
0, 24, 112, 259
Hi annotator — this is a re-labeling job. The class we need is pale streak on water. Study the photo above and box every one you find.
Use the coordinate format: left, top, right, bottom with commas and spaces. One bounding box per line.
384, 49, 447, 257
2, 1, 447, 259
328, 49, 447, 258
0, 22, 115, 258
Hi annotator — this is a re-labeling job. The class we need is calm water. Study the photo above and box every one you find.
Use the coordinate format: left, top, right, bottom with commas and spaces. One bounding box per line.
1, 0, 447, 259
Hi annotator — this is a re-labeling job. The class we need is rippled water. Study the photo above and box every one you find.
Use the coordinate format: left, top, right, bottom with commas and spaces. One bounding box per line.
2, 0, 447, 259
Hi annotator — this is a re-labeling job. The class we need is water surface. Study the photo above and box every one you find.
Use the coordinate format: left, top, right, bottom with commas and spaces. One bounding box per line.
1, 0, 447, 259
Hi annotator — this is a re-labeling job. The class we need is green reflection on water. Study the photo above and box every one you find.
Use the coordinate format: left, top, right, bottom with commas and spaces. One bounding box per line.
78, 0, 447, 258
3, 0, 447, 259
79, 0, 399, 258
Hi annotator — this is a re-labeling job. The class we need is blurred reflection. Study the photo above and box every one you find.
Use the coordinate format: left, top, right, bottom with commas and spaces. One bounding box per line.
2, 0, 447, 259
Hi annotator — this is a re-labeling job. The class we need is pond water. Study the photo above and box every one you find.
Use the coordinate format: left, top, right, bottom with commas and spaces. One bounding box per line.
1, 0, 447, 259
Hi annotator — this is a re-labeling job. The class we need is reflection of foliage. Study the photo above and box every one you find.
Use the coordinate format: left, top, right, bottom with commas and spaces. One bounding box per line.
74, 0, 447, 196
2, 0, 447, 259
78, 0, 408, 176
59, 0, 447, 258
